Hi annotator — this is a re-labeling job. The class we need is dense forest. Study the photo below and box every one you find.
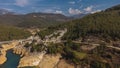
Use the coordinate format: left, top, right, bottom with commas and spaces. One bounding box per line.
0, 25, 31, 41
62, 9, 120, 41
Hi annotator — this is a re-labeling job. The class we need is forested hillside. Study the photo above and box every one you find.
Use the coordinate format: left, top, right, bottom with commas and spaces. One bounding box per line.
0, 25, 31, 41
36, 4, 120, 68
105, 4, 120, 11
62, 5, 120, 41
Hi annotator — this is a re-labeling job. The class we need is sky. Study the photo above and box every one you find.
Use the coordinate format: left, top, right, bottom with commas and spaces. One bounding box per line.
0, 0, 120, 16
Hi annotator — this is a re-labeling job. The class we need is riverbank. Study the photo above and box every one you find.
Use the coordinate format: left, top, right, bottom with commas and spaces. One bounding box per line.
0, 50, 21, 68
0, 50, 7, 64
18, 52, 45, 68
0, 41, 20, 64
17, 54, 62, 68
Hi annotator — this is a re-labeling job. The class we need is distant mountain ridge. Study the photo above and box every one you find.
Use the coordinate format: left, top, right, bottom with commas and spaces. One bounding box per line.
0, 9, 15, 15
70, 13, 88, 19
0, 11, 71, 28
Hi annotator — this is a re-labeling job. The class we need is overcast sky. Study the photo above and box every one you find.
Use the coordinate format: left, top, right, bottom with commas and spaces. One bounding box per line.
0, 0, 120, 16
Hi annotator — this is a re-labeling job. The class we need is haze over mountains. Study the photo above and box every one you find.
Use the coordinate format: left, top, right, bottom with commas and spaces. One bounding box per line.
0, 9, 14, 15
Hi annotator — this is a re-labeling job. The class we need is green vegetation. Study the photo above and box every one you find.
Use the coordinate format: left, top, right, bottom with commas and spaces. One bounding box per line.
0, 13, 70, 28
63, 47, 87, 64
38, 27, 56, 39
89, 45, 106, 55
37, 5, 120, 68
38, 25, 64, 39
90, 61, 111, 68
17, 5, 120, 68
0, 25, 31, 41
46, 41, 87, 64
62, 8, 120, 41
62, 41, 87, 64
72, 51, 87, 60
47, 43, 64, 54
106, 4, 120, 11
38, 5, 120, 41
24, 42, 46, 52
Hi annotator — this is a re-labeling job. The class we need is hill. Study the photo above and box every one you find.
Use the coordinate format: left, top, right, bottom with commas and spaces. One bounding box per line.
37, 4, 120, 41
36, 4, 120, 68
70, 13, 88, 19
0, 12, 71, 28
105, 4, 120, 11
62, 4, 120, 41
0, 25, 31, 41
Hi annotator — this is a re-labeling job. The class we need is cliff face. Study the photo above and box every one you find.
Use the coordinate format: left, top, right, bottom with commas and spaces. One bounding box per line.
18, 52, 45, 68
38, 54, 61, 68
0, 49, 7, 64
0, 55, 6, 64
17, 53, 76, 68
13, 46, 29, 57
17, 54, 61, 68
1, 41, 19, 50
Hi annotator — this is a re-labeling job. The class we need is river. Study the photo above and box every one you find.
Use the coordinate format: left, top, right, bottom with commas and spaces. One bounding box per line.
0, 50, 21, 68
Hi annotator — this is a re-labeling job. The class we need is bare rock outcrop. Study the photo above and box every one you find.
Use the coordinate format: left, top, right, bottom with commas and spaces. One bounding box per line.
18, 52, 45, 68
55, 59, 75, 68
38, 54, 61, 68
0, 49, 7, 64
13, 46, 29, 57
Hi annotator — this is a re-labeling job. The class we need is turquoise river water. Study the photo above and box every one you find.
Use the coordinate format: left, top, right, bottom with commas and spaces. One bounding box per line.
0, 50, 21, 68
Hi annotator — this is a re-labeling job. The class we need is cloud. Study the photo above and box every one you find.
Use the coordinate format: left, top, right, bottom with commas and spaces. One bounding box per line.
84, 6, 93, 12
15, 0, 29, 7
83, 6, 101, 14
55, 10, 63, 14
43, 9, 63, 14
69, 1, 75, 4
2, 8, 13, 11
68, 8, 82, 15
91, 10, 101, 14
43, 9, 54, 13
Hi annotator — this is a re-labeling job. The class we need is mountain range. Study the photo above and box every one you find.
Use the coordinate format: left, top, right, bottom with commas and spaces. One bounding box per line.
0, 11, 72, 28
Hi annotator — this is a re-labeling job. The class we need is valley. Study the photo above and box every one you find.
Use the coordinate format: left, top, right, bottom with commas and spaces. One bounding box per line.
0, 3, 120, 68
0, 27, 120, 68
